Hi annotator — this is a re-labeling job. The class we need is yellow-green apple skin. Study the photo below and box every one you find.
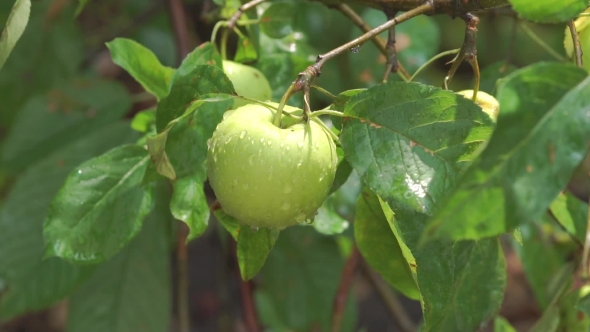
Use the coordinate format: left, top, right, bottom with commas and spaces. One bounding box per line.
222, 60, 272, 109
206, 103, 338, 229
457, 90, 500, 122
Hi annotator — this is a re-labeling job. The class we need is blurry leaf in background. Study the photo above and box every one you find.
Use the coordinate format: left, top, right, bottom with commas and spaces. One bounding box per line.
43, 145, 153, 264
478, 61, 518, 95
513, 217, 574, 309
0, 0, 31, 71
0, 1, 83, 126
0, 123, 138, 320
66, 182, 172, 332
510, 0, 587, 23
260, 3, 295, 39
0, 79, 132, 171
494, 317, 517, 332
256, 226, 357, 331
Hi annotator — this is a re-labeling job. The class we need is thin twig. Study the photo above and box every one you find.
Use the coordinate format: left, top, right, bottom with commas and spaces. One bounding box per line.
331, 246, 361, 332
232, 241, 262, 332
176, 224, 190, 332
168, 0, 193, 59
360, 259, 416, 332
228, 0, 267, 29
567, 19, 584, 68
409, 48, 460, 82
332, 4, 410, 81
518, 22, 567, 62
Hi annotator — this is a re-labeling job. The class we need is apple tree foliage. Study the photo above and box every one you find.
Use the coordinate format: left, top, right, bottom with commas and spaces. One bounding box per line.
1, 0, 590, 331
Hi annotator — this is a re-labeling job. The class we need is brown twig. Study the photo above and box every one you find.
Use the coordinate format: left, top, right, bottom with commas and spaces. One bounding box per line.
168, 0, 193, 60
359, 259, 416, 332
331, 4, 410, 81
330, 245, 361, 332
232, 241, 262, 332
228, 0, 267, 29
176, 223, 191, 332
330, 0, 510, 13
567, 19, 584, 68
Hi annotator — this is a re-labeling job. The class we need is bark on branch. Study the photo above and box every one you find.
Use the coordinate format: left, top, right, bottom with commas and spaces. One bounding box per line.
317, 0, 510, 14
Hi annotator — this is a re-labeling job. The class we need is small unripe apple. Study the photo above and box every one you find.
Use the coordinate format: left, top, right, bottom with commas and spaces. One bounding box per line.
222, 60, 273, 109
456, 90, 500, 122
206, 102, 338, 229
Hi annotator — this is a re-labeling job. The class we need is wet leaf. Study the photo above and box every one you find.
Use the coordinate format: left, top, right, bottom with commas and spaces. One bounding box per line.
426, 63, 589, 241
237, 226, 280, 280
43, 145, 153, 264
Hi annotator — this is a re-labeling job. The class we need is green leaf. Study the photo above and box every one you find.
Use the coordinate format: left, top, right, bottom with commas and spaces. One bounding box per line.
43, 145, 153, 264
561, 287, 590, 331
0, 0, 30, 71
550, 191, 588, 244
234, 35, 258, 63
509, 0, 588, 23
175, 42, 223, 78
130, 108, 156, 133
170, 176, 209, 241
1, 79, 132, 170
74, 0, 89, 16
494, 317, 517, 332
106, 38, 175, 100
165, 100, 231, 239
256, 226, 357, 331
66, 184, 171, 332
237, 226, 280, 280
513, 217, 571, 308
155, 65, 235, 132
426, 63, 589, 241
329, 148, 353, 195
354, 189, 419, 300
260, 3, 295, 39
213, 207, 240, 240
146, 130, 176, 181
0, 123, 138, 320
312, 195, 350, 235
340, 81, 505, 331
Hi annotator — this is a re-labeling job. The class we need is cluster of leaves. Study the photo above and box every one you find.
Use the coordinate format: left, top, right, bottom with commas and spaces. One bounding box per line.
1, 0, 590, 331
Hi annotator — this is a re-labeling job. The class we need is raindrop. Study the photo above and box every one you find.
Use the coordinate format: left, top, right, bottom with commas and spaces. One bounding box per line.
260, 138, 265, 143
207, 139, 211, 148
286, 145, 291, 151
297, 161, 303, 168
297, 142, 304, 149
305, 218, 314, 225
243, 183, 250, 189
240, 131, 247, 139
281, 202, 291, 210
284, 184, 293, 193
250, 226, 259, 232
233, 178, 239, 186
77, 170, 82, 174
350, 45, 360, 53
214, 154, 218, 162
267, 140, 272, 145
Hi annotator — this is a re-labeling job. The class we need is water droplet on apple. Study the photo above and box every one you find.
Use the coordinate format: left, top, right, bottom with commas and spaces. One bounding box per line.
297, 161, 302, 168
77, 169, 82, 174
260, 138, 265, 143
240, 131, 247, 139
206, 139, 211, 148
233, 178, 239, 185
244, 183, 250, 189
284, 184, 292, 193
248, 154, 255, 165
281, 202, 290, 210
294, 211, 306, 222
267, 140, 272, 145
214, 154, 218, 162
250, 226, 259, 232
286, 145, 291, 151
297, 142, 304, 149
305, 218, 314, 225
280, 143, 284, 147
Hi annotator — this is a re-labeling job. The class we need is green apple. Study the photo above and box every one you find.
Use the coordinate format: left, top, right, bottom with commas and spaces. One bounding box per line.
222, 60, 273, 109
456, 90, 500, 122
206, 102, 338, 229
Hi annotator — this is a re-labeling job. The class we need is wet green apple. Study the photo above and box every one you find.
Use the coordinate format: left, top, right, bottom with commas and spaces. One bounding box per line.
222, 60, 273, 109
457, 90, 500, 121
206, 102, 338, 229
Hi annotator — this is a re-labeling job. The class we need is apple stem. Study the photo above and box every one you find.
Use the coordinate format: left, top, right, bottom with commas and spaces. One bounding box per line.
567, 19, 584, 68
274, 83, 297, 127
309, 110, 344, 118
409, 48, 460, 82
